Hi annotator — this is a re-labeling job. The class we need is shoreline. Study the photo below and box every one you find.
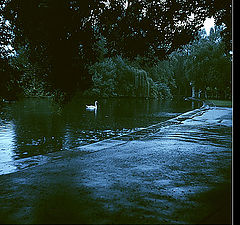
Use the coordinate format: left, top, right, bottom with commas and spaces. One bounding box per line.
1, 102, 208, 176
0, 105, 232, 224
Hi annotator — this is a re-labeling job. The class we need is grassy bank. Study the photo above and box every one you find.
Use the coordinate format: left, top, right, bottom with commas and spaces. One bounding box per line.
207, 100, 232, 107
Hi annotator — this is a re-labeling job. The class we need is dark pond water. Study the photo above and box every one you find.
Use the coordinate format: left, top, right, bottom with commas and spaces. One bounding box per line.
0, 97, 199, 174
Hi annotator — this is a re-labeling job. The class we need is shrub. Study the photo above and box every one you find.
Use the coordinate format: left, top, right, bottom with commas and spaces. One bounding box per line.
84, 55, 174, 100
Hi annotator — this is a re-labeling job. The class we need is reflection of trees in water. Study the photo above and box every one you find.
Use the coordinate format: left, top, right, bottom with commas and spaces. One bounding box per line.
11, 98, 65, 159
4, 97, 195, 160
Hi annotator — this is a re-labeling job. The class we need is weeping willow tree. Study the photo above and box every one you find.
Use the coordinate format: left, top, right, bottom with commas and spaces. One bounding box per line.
84, 56, 169, 99
168, 26, 232, 100
134, 69, 150, 98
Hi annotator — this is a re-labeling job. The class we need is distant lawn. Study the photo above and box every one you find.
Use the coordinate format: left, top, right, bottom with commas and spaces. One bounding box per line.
206, 100, 232, 107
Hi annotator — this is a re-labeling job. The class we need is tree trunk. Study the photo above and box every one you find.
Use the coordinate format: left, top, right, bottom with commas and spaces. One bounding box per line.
192, 85, 195, 98
204, 90, 208, 99
198, 89, 202, 98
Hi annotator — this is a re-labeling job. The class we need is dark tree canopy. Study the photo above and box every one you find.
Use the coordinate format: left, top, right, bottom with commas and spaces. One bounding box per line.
0, 0, 232, 92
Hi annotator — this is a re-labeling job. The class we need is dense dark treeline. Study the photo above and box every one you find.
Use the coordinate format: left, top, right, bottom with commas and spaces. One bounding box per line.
84, 26, 231, 100
0, 0, 232, 102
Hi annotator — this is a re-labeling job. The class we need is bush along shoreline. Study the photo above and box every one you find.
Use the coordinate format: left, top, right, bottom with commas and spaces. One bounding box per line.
82, 56, 174, 100
1, 25, 231, 104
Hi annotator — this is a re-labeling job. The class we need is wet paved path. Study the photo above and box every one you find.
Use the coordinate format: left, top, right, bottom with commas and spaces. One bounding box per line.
0, 106, 232, 224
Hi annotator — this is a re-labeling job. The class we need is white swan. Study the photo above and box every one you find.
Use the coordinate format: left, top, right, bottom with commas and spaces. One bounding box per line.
86, 101, 98, 110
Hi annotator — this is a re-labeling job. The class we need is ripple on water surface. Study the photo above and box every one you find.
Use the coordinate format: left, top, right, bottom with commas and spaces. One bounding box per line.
0, 97, 196, 175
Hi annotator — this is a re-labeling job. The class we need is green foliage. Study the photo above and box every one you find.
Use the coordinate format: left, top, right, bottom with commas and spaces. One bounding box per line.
0, 57, 21, 100
154, 82, 173, 100
93, 35, 108, 61
130, 56, 175, 99
84, 56, 139, 98
0, 0, 232, 97
189, 27, 231, 99
84, 56, 174, 100
9, 46, 52, 97
168, 26, 232, 99
147, 61, 176, 90
83, 57, 117, 98
0, 0, 232, 100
